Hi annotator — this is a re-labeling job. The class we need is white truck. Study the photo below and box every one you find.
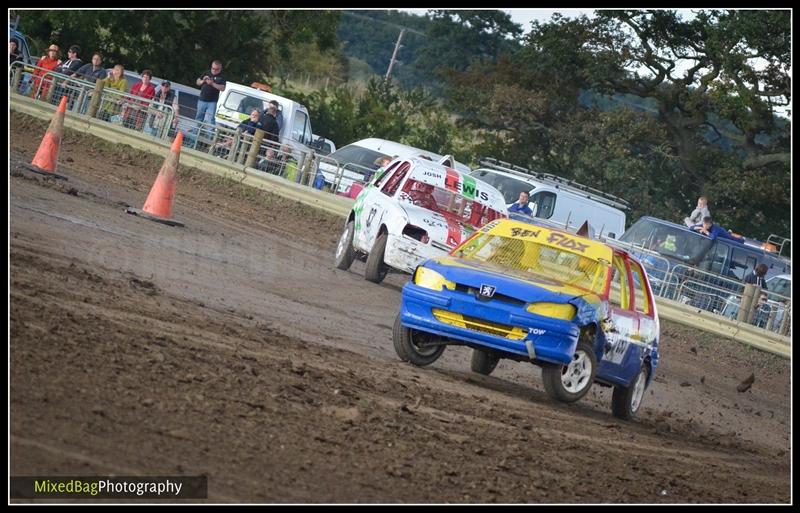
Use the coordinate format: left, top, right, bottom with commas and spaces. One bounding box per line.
334, 156, 508, 283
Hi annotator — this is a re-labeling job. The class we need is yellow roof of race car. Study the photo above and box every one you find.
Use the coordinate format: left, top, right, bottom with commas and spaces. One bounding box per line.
479, 219, 613, 263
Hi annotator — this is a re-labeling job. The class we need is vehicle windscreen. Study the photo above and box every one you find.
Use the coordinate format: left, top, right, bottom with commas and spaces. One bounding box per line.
620, 219, 714, 265
329, 145, 390, 170
470, 170, 533, 204
454, 232, 608, 294
399, 179, 504, 228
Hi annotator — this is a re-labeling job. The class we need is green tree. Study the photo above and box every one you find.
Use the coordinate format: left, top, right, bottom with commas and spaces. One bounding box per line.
444, 9, 790, 239
15, 10, 341, 87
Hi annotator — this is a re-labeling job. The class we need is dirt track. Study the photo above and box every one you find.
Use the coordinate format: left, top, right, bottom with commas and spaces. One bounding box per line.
9, 112, 791, 503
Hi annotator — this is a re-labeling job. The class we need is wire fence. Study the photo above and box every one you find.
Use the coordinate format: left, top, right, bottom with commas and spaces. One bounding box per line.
607, 239, 791, 336
10, 62, 365, 192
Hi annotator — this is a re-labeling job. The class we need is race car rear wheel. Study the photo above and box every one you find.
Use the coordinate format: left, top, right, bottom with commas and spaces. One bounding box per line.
611, 363, 649, 420
393, 313, 445, 366
541, 339, 597, 403
470, 348, 500, 375
365, 233, 389, 283
334, 220, 356, 270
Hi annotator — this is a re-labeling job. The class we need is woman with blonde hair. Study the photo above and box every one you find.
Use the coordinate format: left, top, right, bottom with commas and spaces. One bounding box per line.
100, 64, 127, 122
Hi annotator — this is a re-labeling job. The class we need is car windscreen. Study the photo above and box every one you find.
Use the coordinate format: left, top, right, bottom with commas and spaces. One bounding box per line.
470, 170, 533, 204
620, 219, 714, 264
399, 179, 504, 229
329, 145, 390, 170
454, 232, 608, 295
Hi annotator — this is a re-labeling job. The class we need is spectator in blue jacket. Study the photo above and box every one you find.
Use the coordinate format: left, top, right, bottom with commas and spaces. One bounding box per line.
508, 191, 533, 216
690, 216, 744, 242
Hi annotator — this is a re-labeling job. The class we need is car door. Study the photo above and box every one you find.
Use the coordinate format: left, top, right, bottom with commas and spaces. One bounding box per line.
627, 260, 658, 378
597, 252, 641, 384
353, 160, 409, 253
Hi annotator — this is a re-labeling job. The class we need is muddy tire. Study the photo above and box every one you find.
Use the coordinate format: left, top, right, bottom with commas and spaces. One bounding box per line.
392, 313, 445, 366
611, 364, 649, 420
365, 232, 389, 283
541, 339, 597, 403
334, 220, 356, 271
470, 348, 500, 375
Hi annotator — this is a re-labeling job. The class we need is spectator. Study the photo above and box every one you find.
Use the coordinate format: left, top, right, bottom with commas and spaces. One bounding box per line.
684, 196, 710, 227
124, 69, 156, 130
195, 59, 226, 126
690, 217, 744, 243
55, 45, 83, 76
50, 44, 84, 107
364, 155, 392, 183
99, 64, 128, 122
74, 52, 107, 83
30, 44, 61, 100
508, 191, 534, 216
9, 39, 22, 64
147, 80, 179, 137
213, 108, 264, 158
269, 100, 283, 133
743, 263, 769, 290
752, 292, 771, 328
262, 102, 280, 144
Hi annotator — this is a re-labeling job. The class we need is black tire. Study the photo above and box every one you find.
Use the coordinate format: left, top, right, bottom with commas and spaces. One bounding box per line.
334, 220, 356, 271
470, 348, 500, 375
365, 232, 389, 283
611, 364, 649, 420
541, 339, 597, 403
392, 313, 445, 366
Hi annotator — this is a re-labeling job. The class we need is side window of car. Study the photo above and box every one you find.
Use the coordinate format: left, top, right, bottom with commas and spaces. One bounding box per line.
374, 161, 402, 189
728, 248, 756, 281
771, 278, 790, 298
531, 191, 556, 219
629, 261, 652, 316
380, 163, 410, 196
609, 255, 630, 310
699, 242, 728, 274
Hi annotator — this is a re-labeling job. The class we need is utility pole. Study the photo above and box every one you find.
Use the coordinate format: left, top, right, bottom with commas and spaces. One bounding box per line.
385, 28, 405, 80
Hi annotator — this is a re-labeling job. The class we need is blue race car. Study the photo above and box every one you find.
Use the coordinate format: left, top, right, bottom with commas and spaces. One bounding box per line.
393, 218, 661, 419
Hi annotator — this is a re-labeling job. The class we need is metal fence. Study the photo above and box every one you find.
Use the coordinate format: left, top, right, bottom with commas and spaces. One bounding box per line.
607, 238, 791, 335
10, 62, 351, 192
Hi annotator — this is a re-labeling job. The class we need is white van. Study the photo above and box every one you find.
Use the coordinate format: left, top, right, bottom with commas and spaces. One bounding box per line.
214, 81, 315, 153
319, 137, 471, 195
470, 158, 630, 239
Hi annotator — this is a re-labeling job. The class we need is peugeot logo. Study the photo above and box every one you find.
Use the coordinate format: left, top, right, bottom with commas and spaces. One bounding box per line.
478, 284, 496, 299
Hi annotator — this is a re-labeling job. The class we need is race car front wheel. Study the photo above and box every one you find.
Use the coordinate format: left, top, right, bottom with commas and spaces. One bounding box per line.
541, 339, 597, 403
611, 363, 649, 420
393, 313, 445, 366
365, 233, 389, 283
335, 220, 356, 270
470, 348, 500, 375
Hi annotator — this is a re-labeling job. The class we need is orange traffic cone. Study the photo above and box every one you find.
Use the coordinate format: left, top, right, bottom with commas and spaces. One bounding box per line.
125, 132, 185, 227
27, 96, 69, 180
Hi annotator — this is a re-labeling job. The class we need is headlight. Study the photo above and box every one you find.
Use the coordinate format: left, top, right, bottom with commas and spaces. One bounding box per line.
526, 302, 576, 320
414, 267, 456, 291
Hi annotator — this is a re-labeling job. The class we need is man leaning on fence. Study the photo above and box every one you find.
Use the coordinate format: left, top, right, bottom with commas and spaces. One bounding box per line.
147, 80, 179, 137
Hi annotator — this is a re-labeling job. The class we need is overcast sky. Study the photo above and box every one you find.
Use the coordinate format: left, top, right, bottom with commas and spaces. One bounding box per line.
399, 8, 594, 33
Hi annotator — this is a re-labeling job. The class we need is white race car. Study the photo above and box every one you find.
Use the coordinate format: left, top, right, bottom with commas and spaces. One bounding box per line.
334, 157, 508, 283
